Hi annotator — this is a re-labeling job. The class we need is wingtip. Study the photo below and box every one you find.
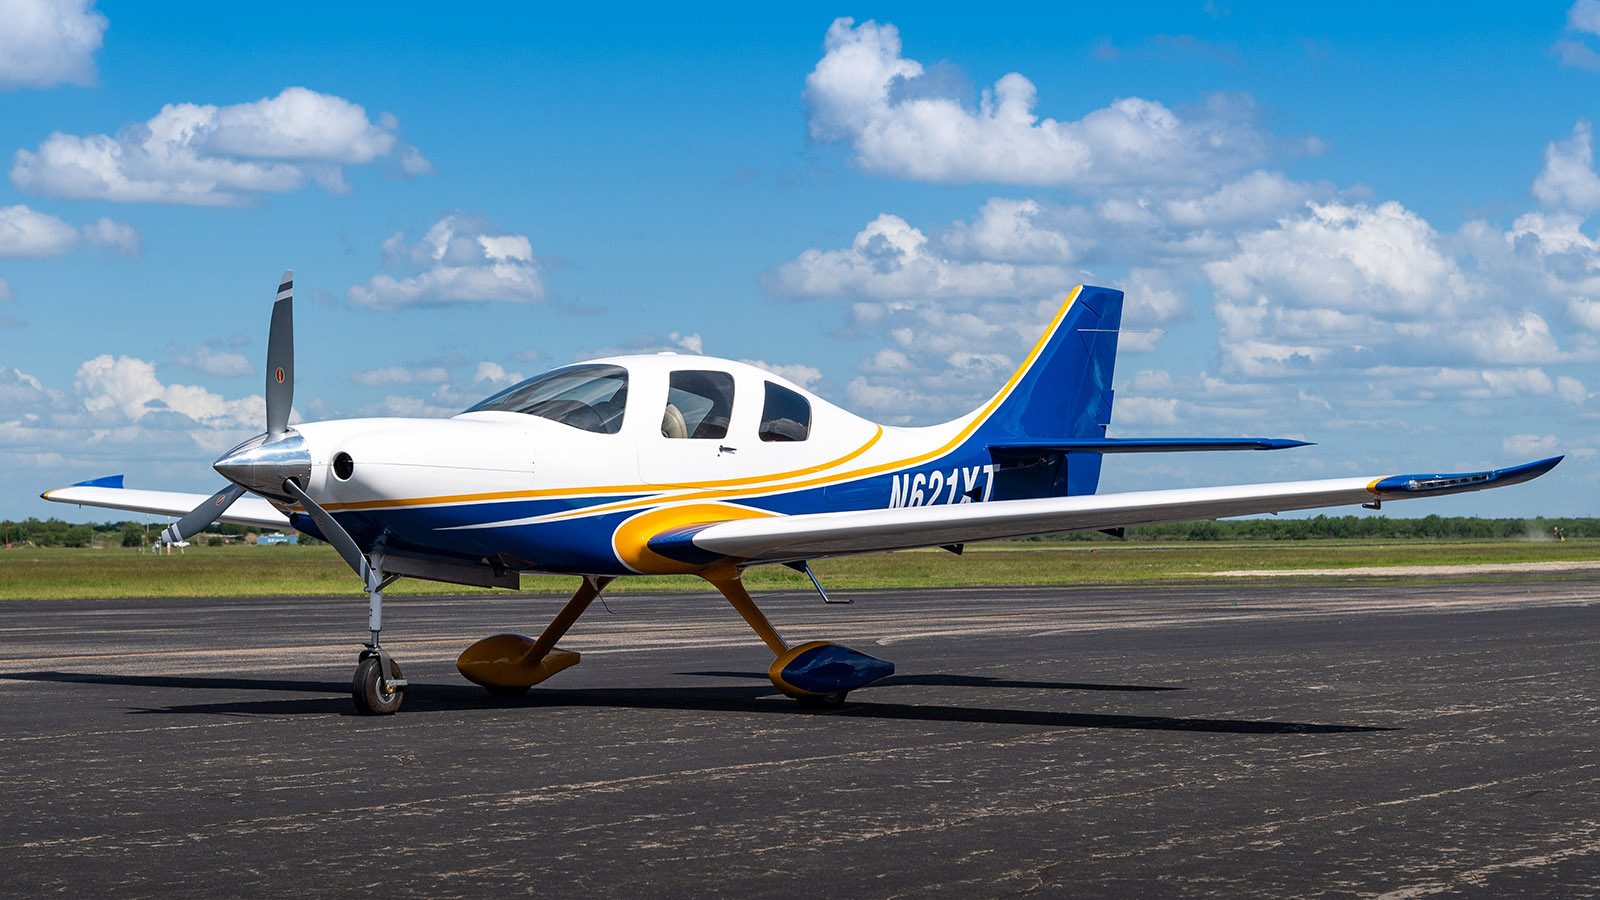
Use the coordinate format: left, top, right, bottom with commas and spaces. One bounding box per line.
1372, 454, 1564, 498
1521, 455, 1564, 475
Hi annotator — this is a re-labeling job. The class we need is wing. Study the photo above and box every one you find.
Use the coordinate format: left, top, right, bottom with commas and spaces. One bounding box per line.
41, 477, 291, 529
650, 457, 1563, 567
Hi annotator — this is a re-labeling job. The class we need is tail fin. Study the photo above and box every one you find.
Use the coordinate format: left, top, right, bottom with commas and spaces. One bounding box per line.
973, 285, 1122, 442
962, 285, 1123, 497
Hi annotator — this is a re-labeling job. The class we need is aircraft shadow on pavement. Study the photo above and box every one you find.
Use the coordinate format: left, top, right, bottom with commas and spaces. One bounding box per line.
680, 671, 1185, 692
3, 670, 1389, 734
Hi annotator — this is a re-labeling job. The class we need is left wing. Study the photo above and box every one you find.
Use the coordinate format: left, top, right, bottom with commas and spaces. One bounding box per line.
41, 476, 291, 529
651, 457, 1562, 566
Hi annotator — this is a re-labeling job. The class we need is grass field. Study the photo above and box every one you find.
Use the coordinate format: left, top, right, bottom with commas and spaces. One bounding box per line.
2, 538, 1596, 601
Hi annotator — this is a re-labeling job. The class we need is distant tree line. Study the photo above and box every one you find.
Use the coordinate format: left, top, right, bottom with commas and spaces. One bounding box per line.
4, 514, 1593, 549
1044, 515, 1598, 542
1, 518, 303, 548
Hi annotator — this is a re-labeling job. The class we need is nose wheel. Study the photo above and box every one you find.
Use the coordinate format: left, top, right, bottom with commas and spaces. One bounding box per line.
353, 649, 406, 715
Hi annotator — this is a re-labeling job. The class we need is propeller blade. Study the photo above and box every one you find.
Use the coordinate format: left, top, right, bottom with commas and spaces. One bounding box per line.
281, 478, 380, 592
158, 483, 247, 546
265, 269, 294, 437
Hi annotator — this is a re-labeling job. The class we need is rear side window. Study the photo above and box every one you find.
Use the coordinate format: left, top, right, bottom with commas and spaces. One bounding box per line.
759, 382, 811, 442
663, 370, 735, 439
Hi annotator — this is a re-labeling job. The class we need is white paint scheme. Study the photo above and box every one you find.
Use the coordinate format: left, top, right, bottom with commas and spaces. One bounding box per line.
40, 289, 1558, 581
35, 275, 1564, 716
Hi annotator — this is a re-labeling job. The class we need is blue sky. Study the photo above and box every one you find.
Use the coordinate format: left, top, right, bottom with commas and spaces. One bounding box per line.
2, 1, 1597, 521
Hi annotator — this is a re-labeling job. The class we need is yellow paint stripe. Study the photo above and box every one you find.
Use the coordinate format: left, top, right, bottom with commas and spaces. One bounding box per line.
321, 286, 1083, 518
537, 425, 887, 522
322, 482, 650, 512
321, 424, 884, 513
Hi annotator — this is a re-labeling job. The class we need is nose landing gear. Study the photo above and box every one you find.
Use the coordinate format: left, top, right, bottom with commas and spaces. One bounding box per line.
351, 556, 407, 715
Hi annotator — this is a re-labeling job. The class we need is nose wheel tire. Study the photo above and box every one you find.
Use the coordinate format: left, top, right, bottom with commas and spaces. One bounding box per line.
353, 656, 404, 715
795, 691, 848, 710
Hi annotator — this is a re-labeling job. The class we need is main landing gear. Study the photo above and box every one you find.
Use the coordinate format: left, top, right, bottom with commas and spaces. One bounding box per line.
705, 570, 894, 710
455, 576, 614, 695
450, 568, 892, 710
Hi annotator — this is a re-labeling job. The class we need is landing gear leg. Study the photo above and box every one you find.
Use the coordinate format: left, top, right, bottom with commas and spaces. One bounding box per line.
352, 561, 407, 716
704, 569, 893, 710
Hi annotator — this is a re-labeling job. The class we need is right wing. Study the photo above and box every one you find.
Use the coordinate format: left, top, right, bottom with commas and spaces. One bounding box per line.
650, 457, 1563, 567
41, 477, 290, 529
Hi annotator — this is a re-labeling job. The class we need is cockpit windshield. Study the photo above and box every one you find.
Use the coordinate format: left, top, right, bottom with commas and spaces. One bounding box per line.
463, 364, 628, 434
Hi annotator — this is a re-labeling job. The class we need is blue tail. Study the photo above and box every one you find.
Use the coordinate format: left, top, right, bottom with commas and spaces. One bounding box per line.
961, 285, 1123, 498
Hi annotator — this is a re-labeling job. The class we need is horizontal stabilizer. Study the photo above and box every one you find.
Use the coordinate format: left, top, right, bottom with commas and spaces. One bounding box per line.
988, 438, 1312, 457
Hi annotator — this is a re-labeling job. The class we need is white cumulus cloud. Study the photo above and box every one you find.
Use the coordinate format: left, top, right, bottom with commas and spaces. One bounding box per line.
81, 215, 140, 256
11, 87, 430, 205
348, 213, 545, 310
0, 0, 106, 90
939, 197, 1080, 263
1533, 121, 1600, 213
1208, 201, 1472, 316
74, 354, 260, 426
471, 361, 523, 388
0, 204, 140, 258
765, 212, 1075, 300
740, 360, 824, 389
1113, 396, 1180, 425
0, 204, 79, 256
1162, 170, 1327, 228
1502, 433, 1562, 456
1201, 200, 1525, 374
804, 17, 1276, 188
168, 343, 253, 377
350, 364, 450, 386
1571, 0, 1600, 35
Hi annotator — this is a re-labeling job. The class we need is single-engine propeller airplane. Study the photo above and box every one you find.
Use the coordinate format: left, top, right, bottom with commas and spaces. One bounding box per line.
43, 272, 1562, 714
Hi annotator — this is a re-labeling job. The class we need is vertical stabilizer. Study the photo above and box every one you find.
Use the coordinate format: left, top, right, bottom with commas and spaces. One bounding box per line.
974, 285, 1123, 442
962, 285, 1124, 496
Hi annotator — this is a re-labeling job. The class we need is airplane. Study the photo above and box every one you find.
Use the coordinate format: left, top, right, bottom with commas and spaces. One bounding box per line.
42, 272, 1563, 715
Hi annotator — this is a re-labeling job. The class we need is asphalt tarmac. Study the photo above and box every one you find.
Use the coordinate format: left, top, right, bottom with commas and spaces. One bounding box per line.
1, 574, 1596, 898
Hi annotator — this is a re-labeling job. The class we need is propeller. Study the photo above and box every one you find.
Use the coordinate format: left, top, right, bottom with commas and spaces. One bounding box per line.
282, 478, 382, 593
265, 271, 294, 437
157, 270, 296, 547
158, 483, 247, 546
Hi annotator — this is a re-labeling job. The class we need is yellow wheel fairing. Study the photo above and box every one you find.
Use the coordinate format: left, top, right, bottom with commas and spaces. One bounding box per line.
456, 633, 582, 689
611, 503, 778, 574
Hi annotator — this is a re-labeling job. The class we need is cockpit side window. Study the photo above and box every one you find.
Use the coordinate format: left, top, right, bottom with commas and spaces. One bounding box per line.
759, 382, 811, 442
463, 364, 628, 434
663, 370, 734, 439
